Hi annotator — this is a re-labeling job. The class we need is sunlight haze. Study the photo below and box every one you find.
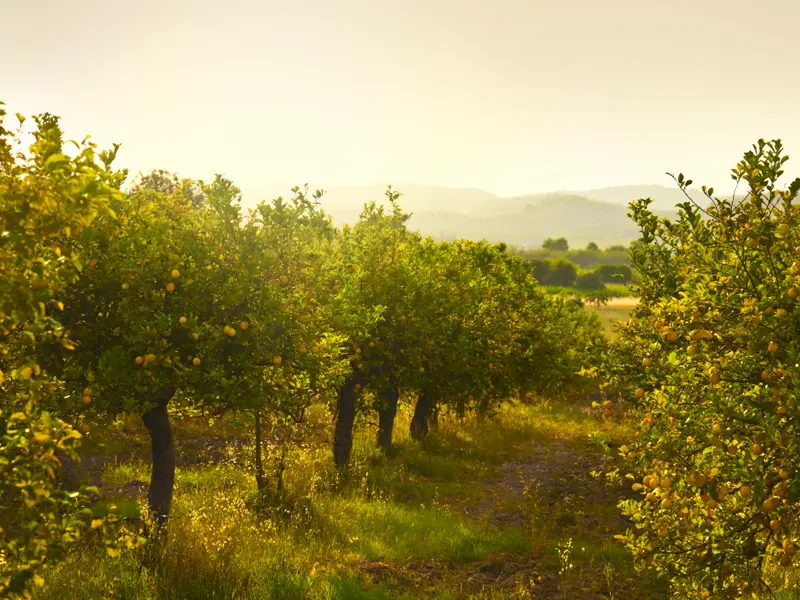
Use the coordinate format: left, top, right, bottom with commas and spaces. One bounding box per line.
3, 0, 799, 197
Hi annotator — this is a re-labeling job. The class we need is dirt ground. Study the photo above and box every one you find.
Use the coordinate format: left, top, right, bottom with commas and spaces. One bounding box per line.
357, 434, 663, 599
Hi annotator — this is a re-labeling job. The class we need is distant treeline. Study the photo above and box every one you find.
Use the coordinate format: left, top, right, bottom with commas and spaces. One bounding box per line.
509, 237, 634, 291
509, 237, 632, 269
530, 259, 632, 290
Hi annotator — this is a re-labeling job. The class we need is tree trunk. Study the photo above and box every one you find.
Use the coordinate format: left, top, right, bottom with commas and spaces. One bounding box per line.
142, 400, 175, 527
456, 398, 466, 419
376, 385, 399, 451
254, 411, 265, 491
410, 392, 431, 440
477, 392, 492, 424
333, 370, 363, 468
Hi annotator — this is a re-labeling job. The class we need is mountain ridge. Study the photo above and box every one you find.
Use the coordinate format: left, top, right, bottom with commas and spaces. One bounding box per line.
240, 183, 694, 248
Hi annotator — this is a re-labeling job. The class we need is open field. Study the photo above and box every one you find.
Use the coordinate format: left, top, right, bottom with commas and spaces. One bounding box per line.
542, 285, 638, 339
600, 297, 638, 309
603, 284, 637, 299
32, 402, 666, 600
542, 284, 637, 301
587, 298, 637, 339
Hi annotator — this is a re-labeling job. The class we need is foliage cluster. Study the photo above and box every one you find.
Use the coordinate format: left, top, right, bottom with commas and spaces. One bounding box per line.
0, 105, 142, 598
528, 258, 632, 290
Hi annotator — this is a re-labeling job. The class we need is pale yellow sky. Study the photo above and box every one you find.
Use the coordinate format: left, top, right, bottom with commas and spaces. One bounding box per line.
3, 0, 799, 196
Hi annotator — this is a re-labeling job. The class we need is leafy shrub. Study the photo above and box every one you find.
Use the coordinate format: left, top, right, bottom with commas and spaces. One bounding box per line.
575, 270, 606, 291
595, 264, 632, 283
547, 259, 578, 287
529, 258, 551, 285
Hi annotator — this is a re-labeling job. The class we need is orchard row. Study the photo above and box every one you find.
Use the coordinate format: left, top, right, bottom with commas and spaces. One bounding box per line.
0, 106, 603, 596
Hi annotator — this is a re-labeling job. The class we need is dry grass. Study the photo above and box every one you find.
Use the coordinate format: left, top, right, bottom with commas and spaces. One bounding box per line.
587, 305, 633, 339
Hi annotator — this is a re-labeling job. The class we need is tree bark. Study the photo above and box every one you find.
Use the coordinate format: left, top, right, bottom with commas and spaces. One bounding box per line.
456, 397, 466, 419
376, 385, 399, 451
410, 391, 431, 440
333, 369, 363, 468
477, 394, 490, 423
142, 399, 175, 528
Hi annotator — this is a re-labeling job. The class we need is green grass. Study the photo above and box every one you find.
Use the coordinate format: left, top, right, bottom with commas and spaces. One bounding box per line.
543, 283, 637, 300
605, 282, 637, 297
32, 401, 656, 600
315, 496, 529, 563
102, 458, 150, 485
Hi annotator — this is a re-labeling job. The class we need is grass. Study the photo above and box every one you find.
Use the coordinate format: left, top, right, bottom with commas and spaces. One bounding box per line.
32, 400, 660, 600
543, 283, 637, 300
588, 305, 633, 339
604, 283, 637, 297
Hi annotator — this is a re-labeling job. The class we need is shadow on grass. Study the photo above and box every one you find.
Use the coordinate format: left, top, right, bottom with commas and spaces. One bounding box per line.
34, 401, 647, 600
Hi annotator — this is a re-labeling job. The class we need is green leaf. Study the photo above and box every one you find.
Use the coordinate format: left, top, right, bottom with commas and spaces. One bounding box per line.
44, 153, 70, 166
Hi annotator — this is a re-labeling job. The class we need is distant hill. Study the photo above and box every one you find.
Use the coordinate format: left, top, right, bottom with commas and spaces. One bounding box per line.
409, 195, 644, 248
576, 184, 708, 213
240, 183, 689, 248
241, 184, 498, 215
469, 192, 561, 216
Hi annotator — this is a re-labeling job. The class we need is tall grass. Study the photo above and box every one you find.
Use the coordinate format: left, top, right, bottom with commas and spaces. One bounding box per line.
33, 401, 643, 600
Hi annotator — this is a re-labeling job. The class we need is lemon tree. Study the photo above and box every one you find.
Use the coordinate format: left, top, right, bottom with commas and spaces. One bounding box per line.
235, 186, 350, 489
40, 170, 234, 525
39, 168, 269, 524
399, 238, 476, 435
404, 240, 602, 430
46, 170, 352, 517
328, 190, 421, 463
604, 139, 800, 598
501, 253, 605, 404
0, 104, 136, 598
402, 239, 517, 431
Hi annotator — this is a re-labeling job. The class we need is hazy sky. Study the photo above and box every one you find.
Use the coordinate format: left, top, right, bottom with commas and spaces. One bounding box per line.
3, 0, 799, 197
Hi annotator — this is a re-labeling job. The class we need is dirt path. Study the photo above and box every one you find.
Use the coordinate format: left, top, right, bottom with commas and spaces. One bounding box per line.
359, 435, 663, 599
477, 439, 623, 530
469, 438, 649, 599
